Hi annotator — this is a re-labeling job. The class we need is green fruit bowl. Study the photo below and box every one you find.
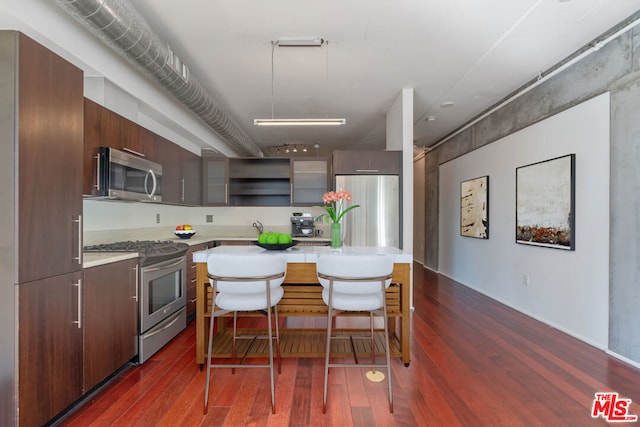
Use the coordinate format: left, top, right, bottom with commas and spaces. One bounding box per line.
252, 240, 299, 251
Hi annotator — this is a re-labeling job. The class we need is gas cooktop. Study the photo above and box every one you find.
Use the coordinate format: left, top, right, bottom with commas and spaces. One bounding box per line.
84, 240, 189, 265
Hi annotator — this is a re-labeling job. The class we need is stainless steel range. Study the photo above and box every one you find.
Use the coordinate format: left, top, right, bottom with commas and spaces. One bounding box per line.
84, 240, 188, 363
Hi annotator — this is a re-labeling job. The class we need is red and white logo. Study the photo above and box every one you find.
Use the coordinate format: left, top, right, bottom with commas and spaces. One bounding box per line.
591, 392, 638, 423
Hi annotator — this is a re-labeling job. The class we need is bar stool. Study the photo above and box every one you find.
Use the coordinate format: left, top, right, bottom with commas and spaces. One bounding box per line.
204, 254, 287, 415
316, 254, 395, 413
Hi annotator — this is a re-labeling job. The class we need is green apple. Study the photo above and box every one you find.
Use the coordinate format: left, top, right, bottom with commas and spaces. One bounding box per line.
278, 233, 292, 244
258, 232, 269, 244
266, 233, 279, 244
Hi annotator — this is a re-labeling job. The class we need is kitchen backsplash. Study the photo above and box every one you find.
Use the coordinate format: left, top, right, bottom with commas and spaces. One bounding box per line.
83, 199, 328, 243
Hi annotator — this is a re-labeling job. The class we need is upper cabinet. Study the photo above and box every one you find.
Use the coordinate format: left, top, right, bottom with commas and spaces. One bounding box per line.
332, 150, 401, 175
84, 99, 201, 205
84, 99, 156, 195
228, 158, 291, 206
202, 156, 229, 206
154, 135, 202, 205
291, 158, 331, 206
201, 156, 332, 207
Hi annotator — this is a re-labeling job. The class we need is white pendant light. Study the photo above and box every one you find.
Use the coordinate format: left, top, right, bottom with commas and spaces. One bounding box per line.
254, 38, 345, 127
254, 118, 345, 126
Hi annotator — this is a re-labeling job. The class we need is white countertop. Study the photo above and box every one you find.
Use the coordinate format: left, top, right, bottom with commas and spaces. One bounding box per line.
83, 252, 139, 268
171, 235, 330, 247
192, 245, 413, 264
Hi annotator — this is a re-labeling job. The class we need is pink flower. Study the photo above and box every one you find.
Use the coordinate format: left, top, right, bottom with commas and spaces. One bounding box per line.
315, 190, 359, 224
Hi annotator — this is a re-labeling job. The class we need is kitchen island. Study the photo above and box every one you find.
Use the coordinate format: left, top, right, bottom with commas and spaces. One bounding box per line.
192, 245, 412, 366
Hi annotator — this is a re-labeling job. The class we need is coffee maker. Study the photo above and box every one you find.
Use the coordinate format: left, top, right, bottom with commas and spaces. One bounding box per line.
291, 213, 315, 237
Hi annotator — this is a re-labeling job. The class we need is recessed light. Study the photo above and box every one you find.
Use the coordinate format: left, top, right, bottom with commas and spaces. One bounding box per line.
425, 116, 436, 122
440, 101, 455, 108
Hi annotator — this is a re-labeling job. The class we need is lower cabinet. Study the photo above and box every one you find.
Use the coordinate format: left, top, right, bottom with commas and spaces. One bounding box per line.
18, 259, 138, 427
83, 259, 138, 391
19, 271, 84, 427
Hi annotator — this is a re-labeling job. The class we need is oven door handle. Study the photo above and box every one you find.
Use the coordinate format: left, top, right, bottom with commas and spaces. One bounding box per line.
140, 310, 183, 339
142, 257, 185, 273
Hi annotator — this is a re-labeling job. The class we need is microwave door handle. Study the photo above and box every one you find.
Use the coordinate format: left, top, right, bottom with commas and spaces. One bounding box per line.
149, 169, 158, 197
144, 169, 158, 198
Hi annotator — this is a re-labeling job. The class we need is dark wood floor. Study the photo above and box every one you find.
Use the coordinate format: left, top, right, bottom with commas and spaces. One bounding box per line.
58, 263, 640, 426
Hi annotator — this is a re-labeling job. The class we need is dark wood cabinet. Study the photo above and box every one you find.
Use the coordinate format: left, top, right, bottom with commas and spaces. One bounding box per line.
83, 98, 156, 195
19, 272, 84, 427
154, 135, 202, 205
83, 259, 138, 392
16, 33, 84, 283
291, 158, 331, 205
4, 32, 84, 426
182, 150, 203, 205
332, 150, 401, 175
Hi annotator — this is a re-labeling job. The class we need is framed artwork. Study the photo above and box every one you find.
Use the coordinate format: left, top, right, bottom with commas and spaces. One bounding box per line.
516, 154, 575, 250
460, 175, 489, 239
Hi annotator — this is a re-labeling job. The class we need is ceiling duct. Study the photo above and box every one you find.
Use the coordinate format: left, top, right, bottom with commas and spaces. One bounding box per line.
54, 0, 262, 157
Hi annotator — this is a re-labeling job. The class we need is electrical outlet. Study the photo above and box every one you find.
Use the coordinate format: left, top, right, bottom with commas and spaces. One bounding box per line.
206, 214, 213, 223
523, 274, 529, 286
156, 213, 161, 224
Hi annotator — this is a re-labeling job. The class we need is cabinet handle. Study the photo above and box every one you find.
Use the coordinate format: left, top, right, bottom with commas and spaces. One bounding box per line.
122, 147, 145, 157
133, 264, 139, 302
355, 169, 379, 173
225, 183, 228, 204
73, 215, 83, 265
181, 178, 185, 202
189, 297, 197, 303
73, 279, 82, 329
94, 154, 101, 191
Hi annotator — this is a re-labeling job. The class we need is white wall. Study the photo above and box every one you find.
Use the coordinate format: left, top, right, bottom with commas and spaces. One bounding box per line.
386, 88, 414, 253
438, 93, 610, 349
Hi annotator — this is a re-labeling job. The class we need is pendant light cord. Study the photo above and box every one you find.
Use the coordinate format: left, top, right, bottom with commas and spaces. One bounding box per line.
271, 40, 276, 120
325, 40, 329, 118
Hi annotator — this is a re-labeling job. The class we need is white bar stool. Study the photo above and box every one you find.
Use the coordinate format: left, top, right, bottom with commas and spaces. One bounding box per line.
204, 254, 286, 415
316, 254, 395, 413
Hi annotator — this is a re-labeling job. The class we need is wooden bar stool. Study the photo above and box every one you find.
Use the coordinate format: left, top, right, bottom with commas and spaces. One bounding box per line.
204, 254, 286, 414
316, 254, 395, 413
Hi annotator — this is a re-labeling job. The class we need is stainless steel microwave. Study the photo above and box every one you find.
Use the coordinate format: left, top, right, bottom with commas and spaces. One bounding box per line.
97, 147, 162, 202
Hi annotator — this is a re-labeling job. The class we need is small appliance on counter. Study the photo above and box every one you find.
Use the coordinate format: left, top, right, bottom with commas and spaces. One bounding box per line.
291, 212, 315, 237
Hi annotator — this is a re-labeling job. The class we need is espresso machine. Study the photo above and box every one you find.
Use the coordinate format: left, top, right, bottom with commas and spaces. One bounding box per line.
290, 213, 315, 237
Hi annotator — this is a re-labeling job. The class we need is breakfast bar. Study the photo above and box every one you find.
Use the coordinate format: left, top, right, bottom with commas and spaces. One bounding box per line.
193, 245, 412, 366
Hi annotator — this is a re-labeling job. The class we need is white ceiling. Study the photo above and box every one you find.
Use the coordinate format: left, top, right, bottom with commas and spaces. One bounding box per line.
129, 0, 640, 156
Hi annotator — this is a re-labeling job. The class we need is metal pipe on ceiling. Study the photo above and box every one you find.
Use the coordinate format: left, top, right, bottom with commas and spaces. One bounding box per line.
53, 0, 263, 158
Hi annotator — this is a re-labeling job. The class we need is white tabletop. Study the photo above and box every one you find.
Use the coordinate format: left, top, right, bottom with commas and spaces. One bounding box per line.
192, 245, 413, 264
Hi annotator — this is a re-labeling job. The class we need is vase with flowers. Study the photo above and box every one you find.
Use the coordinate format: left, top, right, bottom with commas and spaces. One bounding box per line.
315, 190, 360, 248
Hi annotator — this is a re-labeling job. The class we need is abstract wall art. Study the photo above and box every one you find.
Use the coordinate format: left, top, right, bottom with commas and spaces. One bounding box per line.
516, 154, 575, 250
460, 175, 489, 239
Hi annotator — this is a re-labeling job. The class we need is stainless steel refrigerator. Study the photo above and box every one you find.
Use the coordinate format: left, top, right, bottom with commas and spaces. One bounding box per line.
335, 175, 401, 248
